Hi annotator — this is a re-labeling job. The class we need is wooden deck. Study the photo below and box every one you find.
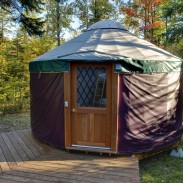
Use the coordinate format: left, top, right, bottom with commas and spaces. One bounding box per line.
0, 129, 140, 183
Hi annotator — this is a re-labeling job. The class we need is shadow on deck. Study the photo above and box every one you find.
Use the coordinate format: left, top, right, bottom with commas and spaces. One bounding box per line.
0, 129, 140, 183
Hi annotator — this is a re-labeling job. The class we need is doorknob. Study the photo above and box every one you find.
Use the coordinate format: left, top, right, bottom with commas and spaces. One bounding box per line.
72, 108, 77, 112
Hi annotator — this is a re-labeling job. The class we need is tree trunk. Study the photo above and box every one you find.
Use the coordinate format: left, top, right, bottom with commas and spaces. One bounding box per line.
151, 4, 154, 42
56, 0, 60, 46
0, 17, 4, 42
86, 0, 89, 29
94, 0, 97, 21
144, 7, 147, 39
165, 16, 168, 44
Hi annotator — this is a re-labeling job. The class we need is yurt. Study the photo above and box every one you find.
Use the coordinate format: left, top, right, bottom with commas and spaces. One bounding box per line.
29, 20, 183, 155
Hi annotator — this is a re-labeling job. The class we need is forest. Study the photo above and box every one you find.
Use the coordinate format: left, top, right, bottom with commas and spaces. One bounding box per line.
0, 0, 183, 114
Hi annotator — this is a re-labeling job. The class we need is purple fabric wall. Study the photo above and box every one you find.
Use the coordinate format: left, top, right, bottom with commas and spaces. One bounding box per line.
30, 73, 65, 148
118, 73, 183, 154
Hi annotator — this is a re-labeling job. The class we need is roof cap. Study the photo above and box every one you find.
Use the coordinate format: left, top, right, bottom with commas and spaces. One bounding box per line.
87, 20, 127, 31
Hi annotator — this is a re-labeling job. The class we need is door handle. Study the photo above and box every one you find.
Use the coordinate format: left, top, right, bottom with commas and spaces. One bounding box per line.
72, 108, 77, 112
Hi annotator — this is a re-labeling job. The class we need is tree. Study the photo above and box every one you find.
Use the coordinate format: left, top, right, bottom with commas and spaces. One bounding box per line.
72, 0, 89, 30
0, 0, 45, 36
73, 0, 116, 30
121, 0, 183, 57
162, 0, 183, 43
0, 29, 56, 114
162, 0, 183, 57
45, 0, 73, 46
90, 0, 115, 25
0, 8, 13, 42
121, 0, 164, 44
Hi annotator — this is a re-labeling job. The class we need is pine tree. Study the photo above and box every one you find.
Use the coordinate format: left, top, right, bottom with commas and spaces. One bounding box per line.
162, 0, 183, 57
73, 0, 116, 30
0, 9, 13, 42
45, 0, 73, 46
90, 0, 115, 25
0, 0, 45, 36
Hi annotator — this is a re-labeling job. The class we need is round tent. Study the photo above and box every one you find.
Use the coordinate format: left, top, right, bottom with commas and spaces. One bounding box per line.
29, 20, 183, 154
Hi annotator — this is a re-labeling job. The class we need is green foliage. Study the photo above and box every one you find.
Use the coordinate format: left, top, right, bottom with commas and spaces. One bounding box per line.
0, 9, 13, 41
72, 0, 89, 30
73, 0, 116, 30
45, 0, 73, 45
0, 0, 45, 36
162, 0, 183, 41
121, 0, 183, 58
161, 0, 183, 58
121, 0, 165, 44
0, 31, 55, 114
0, 38, 28, 114
90, 0, 115, 25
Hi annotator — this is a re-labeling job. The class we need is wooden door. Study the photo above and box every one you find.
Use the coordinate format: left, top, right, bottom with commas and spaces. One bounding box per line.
71, 63, 112, 149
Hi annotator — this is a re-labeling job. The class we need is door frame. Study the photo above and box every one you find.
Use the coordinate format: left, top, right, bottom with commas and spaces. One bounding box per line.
64, 62, 119, 153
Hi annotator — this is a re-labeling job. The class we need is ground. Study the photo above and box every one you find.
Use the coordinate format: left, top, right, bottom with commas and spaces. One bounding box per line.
0, 111, 30, 133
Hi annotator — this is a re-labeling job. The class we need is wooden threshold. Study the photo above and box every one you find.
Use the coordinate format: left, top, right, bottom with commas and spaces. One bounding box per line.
66, 146, 118, 154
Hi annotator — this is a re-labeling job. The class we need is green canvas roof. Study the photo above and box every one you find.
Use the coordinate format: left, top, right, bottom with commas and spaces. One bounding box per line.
29, 20, 182, 73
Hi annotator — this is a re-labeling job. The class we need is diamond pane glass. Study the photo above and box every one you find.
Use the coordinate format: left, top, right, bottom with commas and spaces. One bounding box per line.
77, 67, 106, 107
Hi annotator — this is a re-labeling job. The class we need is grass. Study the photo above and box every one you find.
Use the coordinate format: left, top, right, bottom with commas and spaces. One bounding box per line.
0, 111, 30, 133
0, 112, 183, 182
140, 140, 183, 183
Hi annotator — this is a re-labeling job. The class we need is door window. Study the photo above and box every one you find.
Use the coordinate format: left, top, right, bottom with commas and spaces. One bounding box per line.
77, 67, 106, 107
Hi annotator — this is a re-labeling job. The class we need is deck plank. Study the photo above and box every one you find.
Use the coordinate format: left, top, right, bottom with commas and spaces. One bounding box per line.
0, 178, 21, 183
28, 130, 52, 151
1, 133, 23, 164
25, 158, 139, 174
21, 130, 47, 154
6, 132, 30, 162
0, 130, 140, 183
0, 174, 50, 183
16, 130, 41, 157
22, 160, 138, 182
9, 167, 123, 183
11, 131, 36, 160
5, 166, 93, 183
0, 134, 17, 168
0, 146, 10, 172
19, 154, 139, 182
29, 155, 139, 171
